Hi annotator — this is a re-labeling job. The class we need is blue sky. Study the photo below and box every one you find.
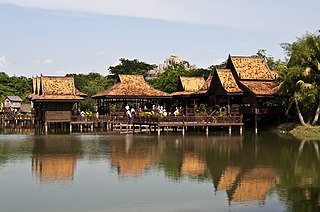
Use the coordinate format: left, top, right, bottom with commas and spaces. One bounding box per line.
0, 0, 319, 77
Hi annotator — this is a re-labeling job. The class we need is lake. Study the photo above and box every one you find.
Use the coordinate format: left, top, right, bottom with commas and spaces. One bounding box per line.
0, 131, 319, 212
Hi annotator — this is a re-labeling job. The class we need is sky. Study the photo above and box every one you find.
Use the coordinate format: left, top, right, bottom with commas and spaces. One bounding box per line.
0, 0, 319, 77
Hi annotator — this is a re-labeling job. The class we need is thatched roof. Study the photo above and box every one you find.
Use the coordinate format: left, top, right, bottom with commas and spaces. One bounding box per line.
180, 76, 205, 91
230, 56, 274, 80
75, 88, 87, 97
171, 76, 205, 96
29, 76, 84, 101
192, 76, 213, 95
92, 75, 171, 99
216, 69, 243, 93
240, 81, 276, 96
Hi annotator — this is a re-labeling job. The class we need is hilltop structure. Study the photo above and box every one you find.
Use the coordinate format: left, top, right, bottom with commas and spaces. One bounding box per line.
148, 54, 197, 79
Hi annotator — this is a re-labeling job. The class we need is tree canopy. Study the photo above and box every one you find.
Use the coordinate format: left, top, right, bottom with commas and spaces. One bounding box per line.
108, 58, 155, 78
276, 31, 320, 124
66, 72, 117, 111
148, 64, 213, 94
0, 72, 32, 105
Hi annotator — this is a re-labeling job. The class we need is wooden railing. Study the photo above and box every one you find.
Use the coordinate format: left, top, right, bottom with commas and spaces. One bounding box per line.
159, 116, 242, 124
71, 114, 243, 125
240, 106, 280, 115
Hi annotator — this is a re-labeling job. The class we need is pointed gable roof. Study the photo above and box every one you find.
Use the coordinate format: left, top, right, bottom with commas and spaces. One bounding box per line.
29, 76, 84, 101
240, 81, 276, 96
5, 96, 22, 102
192, 75, 213, 95
92, 74, 171, 99
216, 69, 243, 93
179, 76, 205, 92
171, 76, 205, 96
230, 56, 274, 80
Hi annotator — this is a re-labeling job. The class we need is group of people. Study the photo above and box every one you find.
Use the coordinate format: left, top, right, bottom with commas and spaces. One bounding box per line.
125, 105, 135, 118
125, 104, 183, 117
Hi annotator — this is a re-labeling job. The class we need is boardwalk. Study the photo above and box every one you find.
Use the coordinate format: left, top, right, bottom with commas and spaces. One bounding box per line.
69, 115, 243, 135
1, 113, 243, 135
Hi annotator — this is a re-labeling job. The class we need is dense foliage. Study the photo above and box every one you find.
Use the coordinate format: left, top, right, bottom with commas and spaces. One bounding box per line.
66, 72, 117, 111
0, 72, 32, 105
148, 64, 213, 94
276, 31, 320, 124
108, 58, 155, 77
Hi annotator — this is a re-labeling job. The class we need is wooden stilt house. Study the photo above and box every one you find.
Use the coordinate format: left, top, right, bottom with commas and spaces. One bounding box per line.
28, 76, 84, 134
171, 76, 206, 115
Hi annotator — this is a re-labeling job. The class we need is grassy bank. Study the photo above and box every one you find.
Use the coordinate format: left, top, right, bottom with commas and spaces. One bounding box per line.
290, 124, 320, 140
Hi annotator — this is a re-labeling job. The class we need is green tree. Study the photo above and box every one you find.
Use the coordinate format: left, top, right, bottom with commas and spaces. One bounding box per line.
66, 72, 116, 111
108, 58, 155, 77
279, 31, 320, 124
148, 64, 212, 94
254, 49, 285, 70
0, 72, 32, 104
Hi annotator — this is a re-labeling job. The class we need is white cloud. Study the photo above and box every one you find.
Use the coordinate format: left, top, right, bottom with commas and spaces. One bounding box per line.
0, 0, 284, 29
0, 0, 318, 32
43, 59, 53, 64
0, 54, 8, 69
33, 59, 53, 65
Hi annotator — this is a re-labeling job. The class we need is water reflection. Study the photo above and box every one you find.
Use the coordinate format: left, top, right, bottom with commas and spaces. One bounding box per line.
31, 135, 81, 183
109, 134, 158, 179
0, 132, 320, 211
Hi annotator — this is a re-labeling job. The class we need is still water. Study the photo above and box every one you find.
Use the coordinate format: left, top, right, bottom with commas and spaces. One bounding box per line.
0, 131, 319, 212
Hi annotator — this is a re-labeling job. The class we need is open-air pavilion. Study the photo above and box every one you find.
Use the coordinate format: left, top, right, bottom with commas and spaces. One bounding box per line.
92, 75, 171, 116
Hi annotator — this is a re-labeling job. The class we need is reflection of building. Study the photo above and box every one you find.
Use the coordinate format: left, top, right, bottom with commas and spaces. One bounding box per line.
31, 136, 81, 183
215, 166, 278, 203
218, 166, 241, 190
232, 167, 277, 202
109, 135, 157, 179
110, 153, 152, 178
181, 153, 205, 176
32, 155, 77, 182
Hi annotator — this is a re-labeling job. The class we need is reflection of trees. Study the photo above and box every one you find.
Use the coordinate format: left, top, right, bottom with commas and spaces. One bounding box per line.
281, 140, 320, 212
0, 136, 33, 167
32, 135, 81, 183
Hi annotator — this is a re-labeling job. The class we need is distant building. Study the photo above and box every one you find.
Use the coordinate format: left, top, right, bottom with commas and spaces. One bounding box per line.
148, 54, 197, 79
4, 96, 22, 110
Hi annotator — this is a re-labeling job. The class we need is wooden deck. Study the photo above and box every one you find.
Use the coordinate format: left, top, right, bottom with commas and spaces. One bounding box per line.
68, 115, 243, 135
1, 113, 243, 135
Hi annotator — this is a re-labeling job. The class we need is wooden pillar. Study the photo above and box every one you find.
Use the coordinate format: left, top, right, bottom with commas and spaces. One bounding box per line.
206, 126, 209, 136
80, 124, 83, 132
70, 123, 72, 133
45, 122, 48, 135
158, 125, 160, 136
182, 126, 185, 136
91, 123, 94, 132
240, 125, 243, 135
254, 106, 258, 134
227, 96, 230, 115
229, 126, 232, 135
255, 115, 258, 134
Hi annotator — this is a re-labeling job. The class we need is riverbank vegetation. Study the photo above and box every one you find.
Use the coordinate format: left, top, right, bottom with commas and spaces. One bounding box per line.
290, 125, 320, 140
